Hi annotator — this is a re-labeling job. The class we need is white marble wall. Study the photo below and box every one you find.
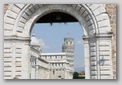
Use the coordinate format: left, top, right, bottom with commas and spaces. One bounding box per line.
4, 38, 30, 79
41, 53, 72, 79
88, 34, 113, 79
4, 4, 113, 79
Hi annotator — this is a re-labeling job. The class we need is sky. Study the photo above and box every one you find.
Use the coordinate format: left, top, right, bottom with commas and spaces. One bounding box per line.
31, 22, 84, 72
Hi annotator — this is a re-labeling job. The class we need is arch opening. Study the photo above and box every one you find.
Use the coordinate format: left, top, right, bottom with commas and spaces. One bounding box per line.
30, 10, 85, 79
31, 20, 85, 79
4, 4, 113, 79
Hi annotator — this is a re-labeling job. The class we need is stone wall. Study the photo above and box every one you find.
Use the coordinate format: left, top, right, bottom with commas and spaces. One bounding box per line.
105, 4, 116, 79
4, 4, 116, 79
4, 4, 9, 14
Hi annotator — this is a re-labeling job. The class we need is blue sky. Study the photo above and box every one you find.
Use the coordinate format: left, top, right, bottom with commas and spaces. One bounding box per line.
31, 22, 84, 72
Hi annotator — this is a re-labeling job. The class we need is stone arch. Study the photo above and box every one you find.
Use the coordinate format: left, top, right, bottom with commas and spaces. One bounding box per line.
4, 4, 111, 37
4, 4, 113, 79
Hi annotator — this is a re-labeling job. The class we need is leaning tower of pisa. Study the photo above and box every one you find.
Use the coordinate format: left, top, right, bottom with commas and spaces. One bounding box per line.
62, 38, 75, 78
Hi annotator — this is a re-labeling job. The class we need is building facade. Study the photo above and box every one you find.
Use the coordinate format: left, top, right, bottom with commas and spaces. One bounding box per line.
41, 53, 71, 79
30, 34, 49, 79
30, 34, 74, 79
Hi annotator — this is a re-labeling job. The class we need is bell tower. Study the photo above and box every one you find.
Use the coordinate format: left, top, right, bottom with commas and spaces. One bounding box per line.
62, 37, 74, 79
62, 38, 74, 53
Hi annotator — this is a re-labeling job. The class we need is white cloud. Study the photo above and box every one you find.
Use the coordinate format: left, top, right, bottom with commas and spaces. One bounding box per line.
38, 39, 50, 49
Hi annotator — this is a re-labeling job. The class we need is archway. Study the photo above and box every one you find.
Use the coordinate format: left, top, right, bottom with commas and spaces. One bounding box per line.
4, 4, 113, 79
31, 18, 85, 79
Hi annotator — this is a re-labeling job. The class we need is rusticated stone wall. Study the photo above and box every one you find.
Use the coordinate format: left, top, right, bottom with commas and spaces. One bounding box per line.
4, 4, 116, 79
105, 4, 116, 79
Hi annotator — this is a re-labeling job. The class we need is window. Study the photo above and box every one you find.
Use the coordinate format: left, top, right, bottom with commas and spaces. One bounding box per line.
53, 71, 55, 74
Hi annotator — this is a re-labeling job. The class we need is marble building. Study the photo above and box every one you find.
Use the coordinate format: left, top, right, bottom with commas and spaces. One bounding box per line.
30, 34, 74, 79
41, 53, 73, 79
30, 34, 49, 79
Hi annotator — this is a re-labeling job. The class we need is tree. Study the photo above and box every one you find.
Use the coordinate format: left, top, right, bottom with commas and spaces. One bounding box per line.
73, 72, 79, 79
73, 72, 85, 79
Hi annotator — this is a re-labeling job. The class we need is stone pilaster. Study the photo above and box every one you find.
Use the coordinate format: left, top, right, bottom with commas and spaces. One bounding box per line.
83, 35, 90, 79
95, 34, 113, 79
4, 37, 30, 79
